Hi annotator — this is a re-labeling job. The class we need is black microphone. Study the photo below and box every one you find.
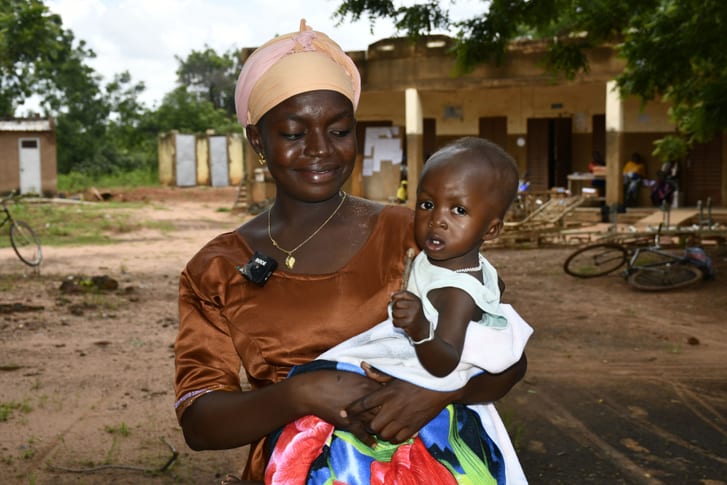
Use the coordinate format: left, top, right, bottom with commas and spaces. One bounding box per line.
237, 251, 278, 286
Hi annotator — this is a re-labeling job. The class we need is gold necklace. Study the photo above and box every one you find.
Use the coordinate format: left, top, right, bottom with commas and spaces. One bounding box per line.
267, 192, 347, 270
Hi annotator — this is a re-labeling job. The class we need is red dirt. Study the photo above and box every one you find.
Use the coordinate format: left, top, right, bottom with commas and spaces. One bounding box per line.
1, 186, 725, 484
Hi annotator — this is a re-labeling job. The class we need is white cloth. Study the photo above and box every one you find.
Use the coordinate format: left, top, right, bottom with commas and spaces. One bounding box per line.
319, 252, 533, 391
318, 252, 533, 484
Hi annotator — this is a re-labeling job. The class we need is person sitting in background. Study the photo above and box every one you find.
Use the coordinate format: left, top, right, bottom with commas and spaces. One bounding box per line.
623, 152, 646, 206
650, 160, 679, 208
588, 150, 606, 196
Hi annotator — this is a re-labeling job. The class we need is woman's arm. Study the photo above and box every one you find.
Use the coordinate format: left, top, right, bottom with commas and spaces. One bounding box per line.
180, 369, 384, 450
456, 352, 527, 404
342, 353, 527, 444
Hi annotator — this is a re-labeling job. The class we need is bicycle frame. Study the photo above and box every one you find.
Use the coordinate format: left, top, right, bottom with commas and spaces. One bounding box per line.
624, 245, 688, 275
0, 202, 14, 229
622, 238, 705, 291
1, 196, 43, 267
564, 223, 711, 290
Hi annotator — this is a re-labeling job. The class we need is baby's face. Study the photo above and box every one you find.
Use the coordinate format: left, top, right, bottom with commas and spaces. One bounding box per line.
414, 155, 502, 270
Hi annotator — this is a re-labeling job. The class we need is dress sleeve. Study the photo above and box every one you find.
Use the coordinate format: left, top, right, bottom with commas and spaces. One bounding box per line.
174, 266, 242, 422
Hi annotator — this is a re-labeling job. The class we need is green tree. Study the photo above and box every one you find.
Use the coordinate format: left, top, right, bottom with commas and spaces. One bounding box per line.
335, 0, 727, 159
146, 86, 240, 135
175, 46, 241, 118
1, 0, 154, 175
0, 0, 95, 116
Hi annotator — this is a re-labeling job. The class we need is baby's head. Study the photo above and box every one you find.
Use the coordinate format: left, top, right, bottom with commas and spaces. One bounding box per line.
415, 137, 519, 261
421, 137, 519, 219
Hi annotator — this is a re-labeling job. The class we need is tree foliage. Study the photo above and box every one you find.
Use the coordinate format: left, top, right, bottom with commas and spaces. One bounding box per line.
148, 87, 240, 135
0, 0, 94, 116
0, 0, 151, 174
1, 1, 242, 179
335, 0, 727, 159
175, 46, 241, 118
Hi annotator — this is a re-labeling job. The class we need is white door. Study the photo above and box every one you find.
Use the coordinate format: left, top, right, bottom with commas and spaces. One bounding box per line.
209, 136, 230, 187
175, 134, 196, 187
19, 138, 42, 194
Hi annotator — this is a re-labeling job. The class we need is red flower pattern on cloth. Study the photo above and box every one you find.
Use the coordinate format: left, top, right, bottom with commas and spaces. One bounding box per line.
370, 437, 458, 485
265, 415, 335, 485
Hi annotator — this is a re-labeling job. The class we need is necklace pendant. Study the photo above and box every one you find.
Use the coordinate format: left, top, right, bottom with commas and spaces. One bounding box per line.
285, 255, 296, 270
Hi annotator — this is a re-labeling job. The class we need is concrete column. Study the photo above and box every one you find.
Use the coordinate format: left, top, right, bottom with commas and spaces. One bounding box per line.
405, 88, 424, 207
605, 80, 625, 206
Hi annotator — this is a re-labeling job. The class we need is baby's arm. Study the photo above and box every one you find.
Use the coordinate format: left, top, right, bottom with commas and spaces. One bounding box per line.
390, 287, 479, 377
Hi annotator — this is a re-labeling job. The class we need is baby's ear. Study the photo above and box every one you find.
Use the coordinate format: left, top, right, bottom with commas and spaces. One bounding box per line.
482, 218, 503, 242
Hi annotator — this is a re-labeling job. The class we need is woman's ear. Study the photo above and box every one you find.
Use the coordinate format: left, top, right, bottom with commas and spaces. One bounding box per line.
245, 124, 262, 155
482, 218, 504, 242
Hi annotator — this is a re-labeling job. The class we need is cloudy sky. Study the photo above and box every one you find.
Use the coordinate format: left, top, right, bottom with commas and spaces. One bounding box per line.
44, 0, 483, 109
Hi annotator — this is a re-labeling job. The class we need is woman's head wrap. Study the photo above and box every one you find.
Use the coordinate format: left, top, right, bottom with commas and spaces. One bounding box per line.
235, 19, 362, 126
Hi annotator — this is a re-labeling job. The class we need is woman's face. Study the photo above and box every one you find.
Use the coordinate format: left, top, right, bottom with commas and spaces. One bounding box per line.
248, 90, 357, 203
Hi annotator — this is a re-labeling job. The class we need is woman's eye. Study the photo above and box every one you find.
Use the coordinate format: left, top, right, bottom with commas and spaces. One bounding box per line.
282, 132, 304, 140
330, 128, 351, 137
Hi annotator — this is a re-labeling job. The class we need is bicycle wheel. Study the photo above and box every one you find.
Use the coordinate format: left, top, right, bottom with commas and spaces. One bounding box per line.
564, 243, 628, 278
10, 220, 42, 266
626, 263, 703, 291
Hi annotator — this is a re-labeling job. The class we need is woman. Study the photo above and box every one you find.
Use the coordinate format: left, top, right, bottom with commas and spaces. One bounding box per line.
174, 20, 527, 483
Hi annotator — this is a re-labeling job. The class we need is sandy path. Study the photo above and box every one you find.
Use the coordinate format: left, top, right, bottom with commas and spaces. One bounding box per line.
1, 189, 725, 484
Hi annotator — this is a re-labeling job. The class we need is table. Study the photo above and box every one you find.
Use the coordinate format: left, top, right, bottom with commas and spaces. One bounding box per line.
567, 173, 605, 195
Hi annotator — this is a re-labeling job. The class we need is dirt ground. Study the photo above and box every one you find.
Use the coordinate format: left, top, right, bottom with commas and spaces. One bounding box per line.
1, 186, 725, 485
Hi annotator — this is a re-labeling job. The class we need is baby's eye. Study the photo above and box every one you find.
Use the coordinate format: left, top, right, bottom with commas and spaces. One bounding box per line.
418, 200, 434, 210
453, 206, 467, 216
282, 132, 304, 140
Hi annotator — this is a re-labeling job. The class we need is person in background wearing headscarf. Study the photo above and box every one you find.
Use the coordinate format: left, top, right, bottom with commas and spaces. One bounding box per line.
622, 152, 646, 206
173, 20, 527, 484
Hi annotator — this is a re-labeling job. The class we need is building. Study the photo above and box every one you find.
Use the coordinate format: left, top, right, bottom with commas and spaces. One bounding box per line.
242, 35, 725, 207
0, 118, 57, 196
355, 35, 724, 207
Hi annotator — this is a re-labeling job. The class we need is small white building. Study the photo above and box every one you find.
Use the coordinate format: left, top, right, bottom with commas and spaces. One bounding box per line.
0, 118, 57, 196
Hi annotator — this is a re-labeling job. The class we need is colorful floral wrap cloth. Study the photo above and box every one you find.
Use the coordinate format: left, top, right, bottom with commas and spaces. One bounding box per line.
264, 360, 506, 485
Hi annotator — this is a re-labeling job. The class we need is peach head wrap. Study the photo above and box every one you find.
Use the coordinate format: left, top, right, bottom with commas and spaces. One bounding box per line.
234, 19, 362, 126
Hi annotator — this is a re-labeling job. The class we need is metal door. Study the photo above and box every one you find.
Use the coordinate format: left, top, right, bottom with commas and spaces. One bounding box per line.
209, 136, 230, 187
175, 134, 196, 187
526, 118, 572, 191
19, 138, 42, 194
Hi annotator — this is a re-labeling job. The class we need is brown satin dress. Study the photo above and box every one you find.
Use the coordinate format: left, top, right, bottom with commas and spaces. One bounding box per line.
174, 205, 416, 479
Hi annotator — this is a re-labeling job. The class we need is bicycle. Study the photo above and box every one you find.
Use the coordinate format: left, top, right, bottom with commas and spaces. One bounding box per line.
1, 194, 43, 267
563, 224, 714, 291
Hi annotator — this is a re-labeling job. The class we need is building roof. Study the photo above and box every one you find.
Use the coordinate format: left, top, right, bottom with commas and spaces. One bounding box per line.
0, 119, 53, 132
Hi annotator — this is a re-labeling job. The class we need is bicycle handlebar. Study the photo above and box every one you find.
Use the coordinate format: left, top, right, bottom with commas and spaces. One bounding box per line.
1, 190, 21, 206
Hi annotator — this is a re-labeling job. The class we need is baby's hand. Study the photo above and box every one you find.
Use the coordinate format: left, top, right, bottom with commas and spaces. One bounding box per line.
390, 291, 429, 342
361, 361, 393, 384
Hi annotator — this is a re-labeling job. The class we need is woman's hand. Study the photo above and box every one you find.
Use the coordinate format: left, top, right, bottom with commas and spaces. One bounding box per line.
292, 369, 385, 446
343, 372, 454, 443
341, 354, 527, 444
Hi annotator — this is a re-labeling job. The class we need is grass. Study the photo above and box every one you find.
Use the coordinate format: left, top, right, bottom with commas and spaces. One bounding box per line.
105, 422, 130, 437
0, 400, 32, 422
0, 199, 174, 248
57, 168, 158, 193
104, 422, 130, 464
